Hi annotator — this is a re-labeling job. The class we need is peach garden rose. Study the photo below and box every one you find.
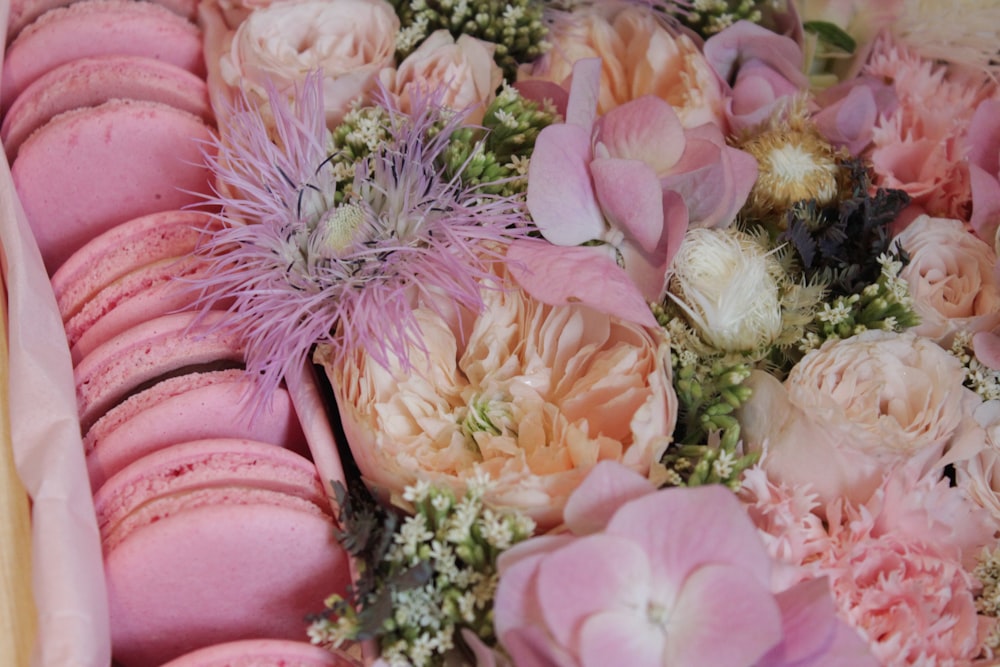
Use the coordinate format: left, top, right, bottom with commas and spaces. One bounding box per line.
315, 271, 676, 530
218, 0, 399, 127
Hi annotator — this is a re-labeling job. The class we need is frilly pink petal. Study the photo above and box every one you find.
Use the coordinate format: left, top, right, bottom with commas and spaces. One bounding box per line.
594, 96, 686, 173
562, 459, 655, 536
756, 578, 879, 667
526, 123, 605, 246
591, 157, 664, 252
506, 239, 658, 328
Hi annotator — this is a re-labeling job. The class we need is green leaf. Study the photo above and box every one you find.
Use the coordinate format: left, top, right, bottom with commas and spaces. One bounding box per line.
803, 20, 857, 53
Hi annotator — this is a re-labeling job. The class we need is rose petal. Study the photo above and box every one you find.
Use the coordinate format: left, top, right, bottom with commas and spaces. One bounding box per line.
666, 563, 783, 667
527, 124, 605, 246
591, 157, 664, 252
563, 460, 655, 535
507, 239, 658, 328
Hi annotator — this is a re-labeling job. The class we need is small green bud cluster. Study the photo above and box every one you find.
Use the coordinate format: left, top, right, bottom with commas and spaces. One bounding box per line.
798, 251, 919, 353
327, 104, 393, 202
391, 0, 550, 79
310, 480, 534, 667
677, 0, 764, 37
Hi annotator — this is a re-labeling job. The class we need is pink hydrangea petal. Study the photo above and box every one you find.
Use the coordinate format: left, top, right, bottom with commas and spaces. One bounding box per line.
501, 626, 579, 667
591, 157, 664, 252
605, 485, 773, 589
666, 563, 783, 667
594, 96, 686, 172
536, 534, 651, 649
493, 548, 548, 638
578, 610, 666, 667
813, 85, 878, 156
617, 241, 670, 303
564, 57, 602, 129
563, 460, 656, 535
973, 331, 1000, 371
506, 239, 658, 327
527, 123, 604, 246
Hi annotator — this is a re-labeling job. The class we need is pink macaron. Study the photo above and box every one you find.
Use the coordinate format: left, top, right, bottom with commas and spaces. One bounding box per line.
11, 99, 215, 273
94, 440, 352, 667
74, 311, 245, 432
2, 0, 205, 110
51, 209, 221, 324
84, 369, 307, 493
158, 639, 359, 667
2, 54, 213, 159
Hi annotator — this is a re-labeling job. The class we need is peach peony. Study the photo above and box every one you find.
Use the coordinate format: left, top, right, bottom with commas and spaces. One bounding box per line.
517, 2, 723, 128
894, 215, 1000, 345
315, 272, 676, 530
380, 30, 503, 126
738, 331, 973, 506
218, 0, 398, 127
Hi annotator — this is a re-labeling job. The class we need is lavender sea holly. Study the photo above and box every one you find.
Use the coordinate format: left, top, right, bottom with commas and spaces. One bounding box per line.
190, 74, 529, 403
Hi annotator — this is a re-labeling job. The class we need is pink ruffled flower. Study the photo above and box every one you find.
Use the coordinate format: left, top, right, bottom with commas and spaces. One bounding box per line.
967, 99, 1000, 245
703, 20, 810, 133
514, 59, 756, 321
812, 75, 898, 156
493, 461, 877, 667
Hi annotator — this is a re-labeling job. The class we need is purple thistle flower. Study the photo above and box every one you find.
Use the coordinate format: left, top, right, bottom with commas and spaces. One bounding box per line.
189, 74, 529, 405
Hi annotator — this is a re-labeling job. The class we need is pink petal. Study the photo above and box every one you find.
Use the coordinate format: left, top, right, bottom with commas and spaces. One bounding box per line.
493, 549, 548, 638
666, 563, 783, 667
507, 239, 658, 328
578, 610, 666, 667
755, 577, 879, 667
501, 626, 579, 667
605, 485, 773, 590
591, 157, 664, 252
969, 162, 1000, 245
514, 79, 569, 119
594, 96, 686, 173
973, 331, 1000, 371
536, 534, 650, 649
703, 20, 807, 89
565, 57, 602, 129
813, 85, 878, 156
563, 460, 655, 536
967, 99, 1000, 171
527, 124, 605, 246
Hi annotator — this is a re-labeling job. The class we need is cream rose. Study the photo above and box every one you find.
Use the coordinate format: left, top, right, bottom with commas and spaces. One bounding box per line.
316, 274, 676, 530
219, 0, 399, 127
895, 214, 1000, 345
380, 30, 502, 125
517, 2, 723, 128
738, 330, 971, 505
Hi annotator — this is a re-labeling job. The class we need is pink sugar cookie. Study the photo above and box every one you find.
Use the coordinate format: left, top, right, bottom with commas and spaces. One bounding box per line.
74, 311, 245, 432
2, 55, 212, 159
2, 0, 204, 109
84, 370, 307, 493
51, 209, 219, 323
11, 99, 215, 273
159, 639, 354, 667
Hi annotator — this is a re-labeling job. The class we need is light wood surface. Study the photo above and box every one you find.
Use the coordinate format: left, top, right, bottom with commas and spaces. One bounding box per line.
0, 277, 37, 667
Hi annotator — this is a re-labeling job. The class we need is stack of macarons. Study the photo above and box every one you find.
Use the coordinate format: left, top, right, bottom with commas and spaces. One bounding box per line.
3, 2, 355, 664
3, 0, 216, 273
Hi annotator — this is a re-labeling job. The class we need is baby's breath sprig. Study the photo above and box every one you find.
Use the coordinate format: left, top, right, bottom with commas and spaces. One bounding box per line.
974, 546, 1000, 658
389, 0, 549, 79
660, 0, 765, 37
310, 479, 535, 667
950, 331, 1000, 401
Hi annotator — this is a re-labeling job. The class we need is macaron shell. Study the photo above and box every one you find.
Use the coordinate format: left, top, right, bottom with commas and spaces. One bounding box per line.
2, 0, 205, 109
86, 382, 307, 494
94, 438, 331, 546
66, 255, 211, 364
74, 311, 245, 432
7, 0, 201, 42
51, 209, 220, 322
2, 54, 213, 159
158, 639, 356, 667
106, 502, 352, 667
12, 99, 215, 273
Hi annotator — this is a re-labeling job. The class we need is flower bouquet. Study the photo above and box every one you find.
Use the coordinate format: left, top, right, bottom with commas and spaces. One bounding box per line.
6, 0, 1000, 665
